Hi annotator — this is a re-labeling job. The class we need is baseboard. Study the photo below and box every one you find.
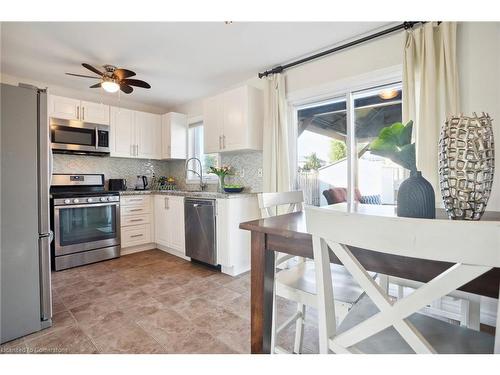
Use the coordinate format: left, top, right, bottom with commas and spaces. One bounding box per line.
156, 244, 191, 261
120, 243, 156, 255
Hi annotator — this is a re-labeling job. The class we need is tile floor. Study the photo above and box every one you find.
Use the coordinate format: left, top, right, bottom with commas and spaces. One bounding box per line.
0, 249, 320, 354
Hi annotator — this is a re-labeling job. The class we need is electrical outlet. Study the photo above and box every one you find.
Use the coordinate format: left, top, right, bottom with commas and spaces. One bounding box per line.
239, 169, 245, 178
257, 168, 263, 177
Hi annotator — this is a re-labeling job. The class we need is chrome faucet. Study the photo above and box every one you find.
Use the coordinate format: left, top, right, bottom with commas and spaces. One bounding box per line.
185, 157, 207, 191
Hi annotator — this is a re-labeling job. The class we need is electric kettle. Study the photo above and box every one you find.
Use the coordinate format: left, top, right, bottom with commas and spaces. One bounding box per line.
134, 175, 148, 190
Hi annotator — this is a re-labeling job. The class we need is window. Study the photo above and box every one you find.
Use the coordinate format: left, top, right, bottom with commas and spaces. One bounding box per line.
186, 121, 219, 182
295, 83, 404, 206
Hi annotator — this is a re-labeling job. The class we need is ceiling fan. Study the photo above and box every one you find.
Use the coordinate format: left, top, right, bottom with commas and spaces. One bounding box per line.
66, 63, 151, 94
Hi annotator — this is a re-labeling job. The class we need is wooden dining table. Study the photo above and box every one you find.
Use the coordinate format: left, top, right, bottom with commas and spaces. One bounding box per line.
239, 204, 500, 354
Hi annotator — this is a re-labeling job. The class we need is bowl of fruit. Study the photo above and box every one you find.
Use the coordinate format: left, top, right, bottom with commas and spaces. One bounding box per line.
223, 184, 245, 193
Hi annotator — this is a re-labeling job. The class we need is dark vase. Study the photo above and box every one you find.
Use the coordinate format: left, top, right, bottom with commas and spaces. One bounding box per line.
397, 171, 436, 219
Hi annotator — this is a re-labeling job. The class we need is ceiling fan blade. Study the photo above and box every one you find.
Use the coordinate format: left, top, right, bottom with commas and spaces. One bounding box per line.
89, 83, 102, 88
121, 79, 151, 89
82, 63, 104, 76
120, 84, 134, 94
66, 73, 101, 79
114, 68, 136, 80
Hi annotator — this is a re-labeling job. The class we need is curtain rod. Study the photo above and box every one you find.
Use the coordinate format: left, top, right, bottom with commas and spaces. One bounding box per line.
258, 21, 424, 79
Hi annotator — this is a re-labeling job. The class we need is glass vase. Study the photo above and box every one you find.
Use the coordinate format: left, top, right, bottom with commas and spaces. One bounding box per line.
218, 175, 225, 193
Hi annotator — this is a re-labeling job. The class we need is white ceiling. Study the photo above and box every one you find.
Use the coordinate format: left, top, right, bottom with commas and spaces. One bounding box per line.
1, 22, 391, 109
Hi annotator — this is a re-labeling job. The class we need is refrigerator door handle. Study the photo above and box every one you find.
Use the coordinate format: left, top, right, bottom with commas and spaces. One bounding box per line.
39, 234, 52, 323
37, 90, 51, 235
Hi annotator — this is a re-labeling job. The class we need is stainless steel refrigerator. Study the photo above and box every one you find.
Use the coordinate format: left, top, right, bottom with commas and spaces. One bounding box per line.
1, 83, 53, 344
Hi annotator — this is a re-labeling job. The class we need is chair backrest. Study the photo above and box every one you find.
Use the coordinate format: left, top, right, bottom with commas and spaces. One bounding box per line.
305, 205, 500, 354
305, 205, 500, 267
258, 191, 304, 218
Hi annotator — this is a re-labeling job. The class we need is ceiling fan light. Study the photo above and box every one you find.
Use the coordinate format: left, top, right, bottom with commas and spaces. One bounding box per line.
378, 89, 399, 100
102, 80, 120, 93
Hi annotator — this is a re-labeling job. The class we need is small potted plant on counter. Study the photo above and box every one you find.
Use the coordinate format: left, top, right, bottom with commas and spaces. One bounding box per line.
209, 165, 233, 193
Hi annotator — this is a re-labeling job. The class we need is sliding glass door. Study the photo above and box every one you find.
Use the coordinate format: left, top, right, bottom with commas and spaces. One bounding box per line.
295, 83, 403, 207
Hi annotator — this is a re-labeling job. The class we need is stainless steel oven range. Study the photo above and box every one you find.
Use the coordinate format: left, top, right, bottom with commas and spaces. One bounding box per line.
50, 174, 120, 271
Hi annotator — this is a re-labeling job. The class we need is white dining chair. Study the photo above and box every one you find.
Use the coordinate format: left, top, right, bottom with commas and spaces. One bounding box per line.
380, 275, 481, 330
306, 206, 500, 354
258, 192, 375, 354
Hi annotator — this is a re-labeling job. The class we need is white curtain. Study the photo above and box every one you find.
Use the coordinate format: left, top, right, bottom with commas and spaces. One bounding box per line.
263, 73, 291, 193
403, 22, 460, 201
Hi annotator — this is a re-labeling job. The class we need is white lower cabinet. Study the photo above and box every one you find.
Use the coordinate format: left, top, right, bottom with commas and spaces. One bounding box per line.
154, 195, 185, 254
121, 224, 152, 247
120, 195, 154, 250
216, 196, 260, 276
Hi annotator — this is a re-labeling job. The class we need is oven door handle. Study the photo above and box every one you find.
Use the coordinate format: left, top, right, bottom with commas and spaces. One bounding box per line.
54, 202, 120, 210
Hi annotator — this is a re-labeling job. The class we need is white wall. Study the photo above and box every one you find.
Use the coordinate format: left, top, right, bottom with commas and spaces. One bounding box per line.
0, 73, 166, 114
285, 32, 404, 96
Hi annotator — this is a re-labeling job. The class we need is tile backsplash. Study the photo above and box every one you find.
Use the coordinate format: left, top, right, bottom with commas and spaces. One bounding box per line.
221, 150, 263, 192
53, 154, 169, 189
167, 150, 263, 192
53, 151, 263, 192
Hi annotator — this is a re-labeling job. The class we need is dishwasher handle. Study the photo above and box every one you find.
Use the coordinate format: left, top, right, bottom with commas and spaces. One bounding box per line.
185, 198, 215, 207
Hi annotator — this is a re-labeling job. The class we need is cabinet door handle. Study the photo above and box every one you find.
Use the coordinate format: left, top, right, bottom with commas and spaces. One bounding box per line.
166, 197, 170, 209
136, 144, 139, 156
164, 197, 167, 209
82, 107, 85, 121
219, 135, 222, 150
129, 208, 143, 212
129, 219, 143, 222
130, 234, 143, 238
128, 198, 143, 202
223, 135, 225, 149
76, 106, 80, 120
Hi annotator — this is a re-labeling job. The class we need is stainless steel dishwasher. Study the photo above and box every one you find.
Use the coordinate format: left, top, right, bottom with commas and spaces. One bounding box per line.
184, 198, 217, 266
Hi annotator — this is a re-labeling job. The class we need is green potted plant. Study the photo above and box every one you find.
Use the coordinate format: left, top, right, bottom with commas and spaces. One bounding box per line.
370, 120, 435, 218
209, 165, 233, 193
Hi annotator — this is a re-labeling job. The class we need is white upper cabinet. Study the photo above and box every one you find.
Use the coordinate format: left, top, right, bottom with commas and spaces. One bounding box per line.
110, 107, 161, 159
203, 85, 263, 153
203, 95, 223, 154
80, 100, 110, 125
48, 95, 109, 125
161, 112, 187, 159
135, 111, 161, 159
48, 95, 80, 120
110, 107, 135, 158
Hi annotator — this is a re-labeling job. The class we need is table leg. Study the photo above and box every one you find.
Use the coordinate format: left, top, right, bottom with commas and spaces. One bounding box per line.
495, 281, 500, 354
250, 231, 275, 354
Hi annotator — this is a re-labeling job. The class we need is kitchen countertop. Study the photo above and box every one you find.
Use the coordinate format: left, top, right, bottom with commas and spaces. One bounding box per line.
119, 189, 258, 199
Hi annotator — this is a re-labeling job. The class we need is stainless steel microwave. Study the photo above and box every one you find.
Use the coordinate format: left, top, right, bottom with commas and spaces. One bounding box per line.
50, 118, 110, 155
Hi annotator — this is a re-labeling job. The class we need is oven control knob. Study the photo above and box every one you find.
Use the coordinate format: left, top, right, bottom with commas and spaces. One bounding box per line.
73, 199, 80, 203
64, 199, 71, 204
100, 197, 108, 202
87, 198, 93, 203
